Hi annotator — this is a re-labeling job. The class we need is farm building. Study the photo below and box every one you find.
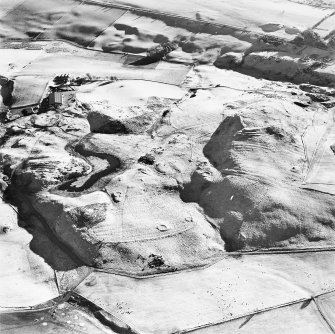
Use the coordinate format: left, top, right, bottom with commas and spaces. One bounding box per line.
48, 92, 64, 107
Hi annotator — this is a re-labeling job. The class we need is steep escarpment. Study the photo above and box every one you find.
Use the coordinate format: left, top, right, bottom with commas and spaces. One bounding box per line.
181, 97, 335, 251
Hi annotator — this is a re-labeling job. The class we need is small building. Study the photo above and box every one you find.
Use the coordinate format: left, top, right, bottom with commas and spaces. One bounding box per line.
7, 104, 40, 120
48, 92, 64, 107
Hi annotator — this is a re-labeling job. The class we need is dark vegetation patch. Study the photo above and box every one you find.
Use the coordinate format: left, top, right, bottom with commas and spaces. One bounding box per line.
138, 153, 155, 165
147, 254, 165, 268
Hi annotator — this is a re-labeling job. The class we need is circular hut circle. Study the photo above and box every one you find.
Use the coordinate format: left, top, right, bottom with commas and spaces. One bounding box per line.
156, 224, 169, 232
